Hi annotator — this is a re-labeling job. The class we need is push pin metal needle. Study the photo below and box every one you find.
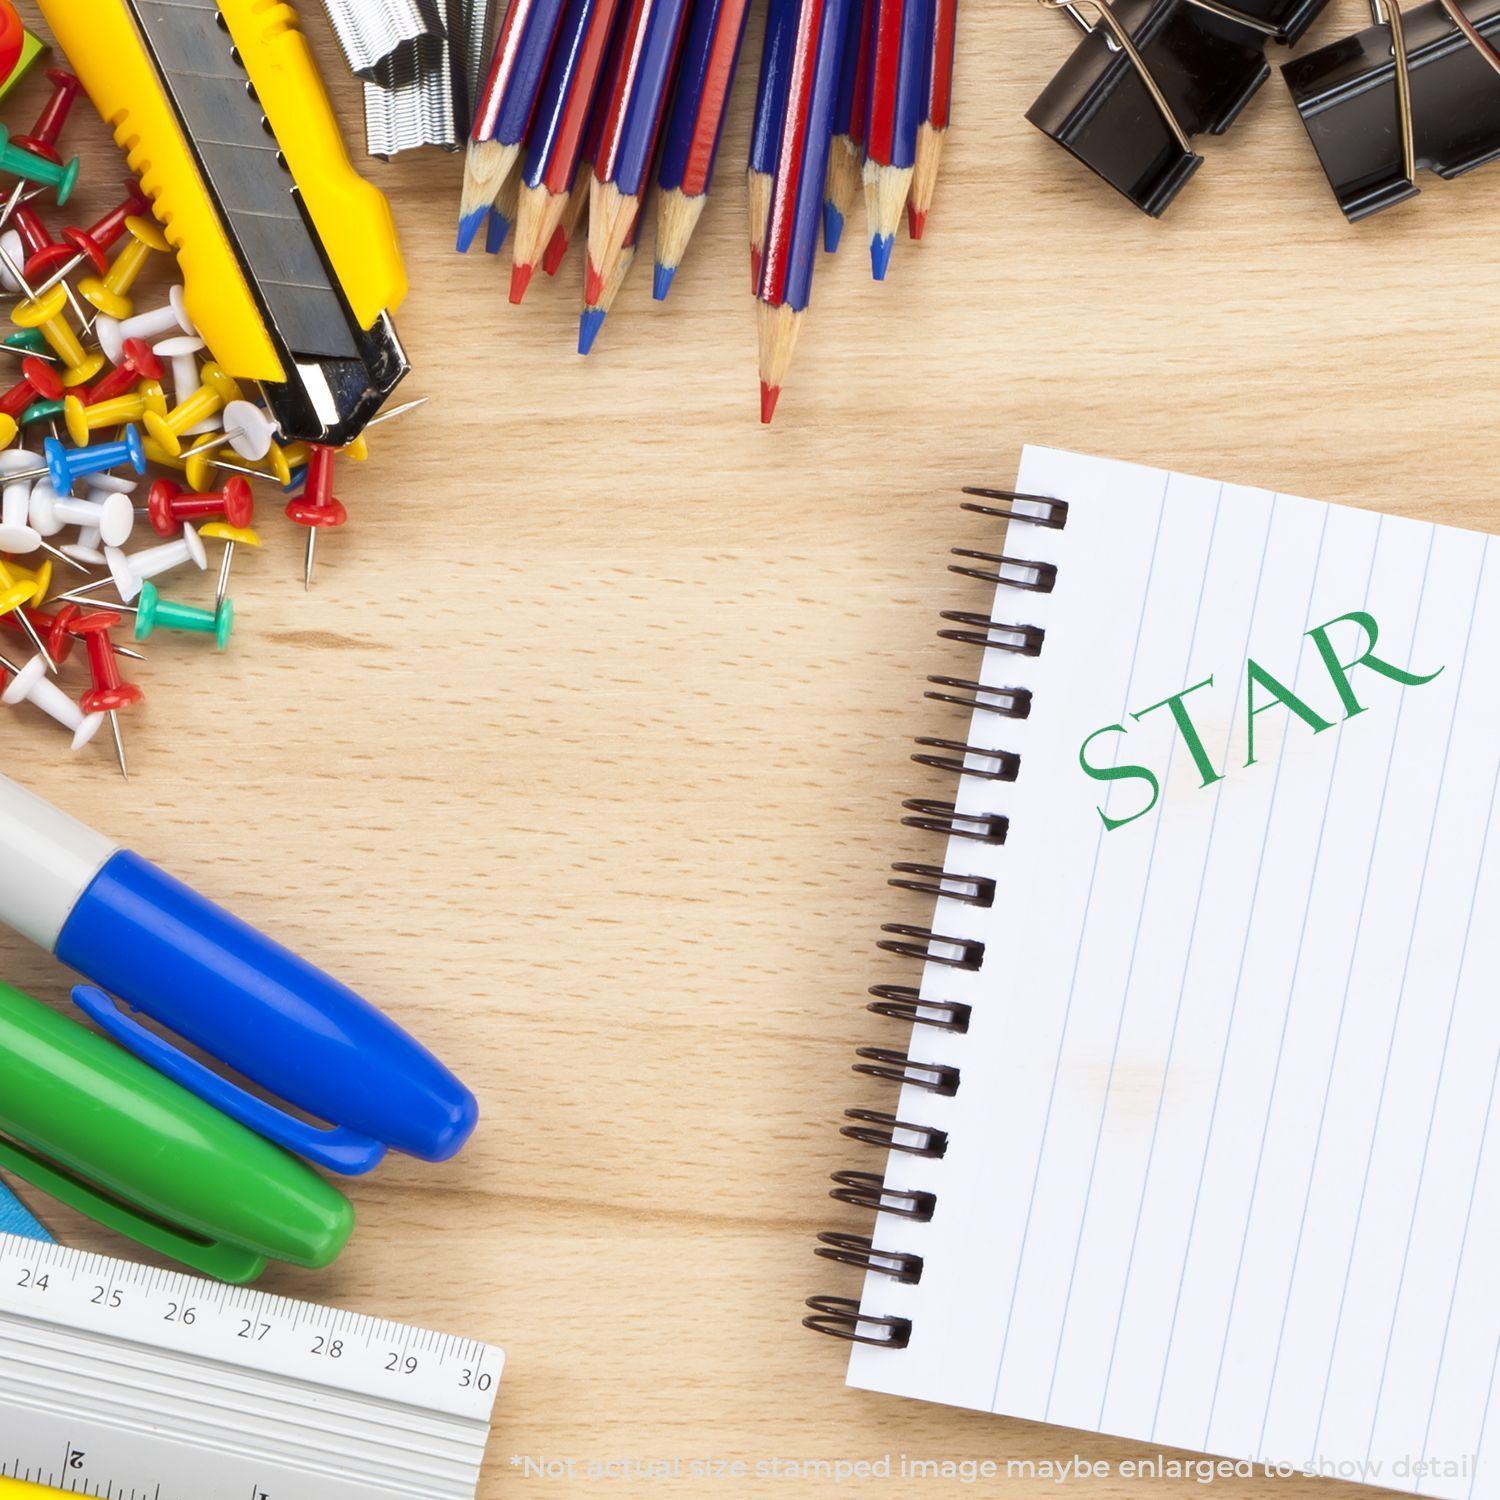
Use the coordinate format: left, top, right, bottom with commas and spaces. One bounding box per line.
68, 609, 140, 779
200, 521, 260, 612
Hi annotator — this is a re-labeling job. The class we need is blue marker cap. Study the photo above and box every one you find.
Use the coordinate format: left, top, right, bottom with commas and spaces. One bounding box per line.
55, 851, 479, 1171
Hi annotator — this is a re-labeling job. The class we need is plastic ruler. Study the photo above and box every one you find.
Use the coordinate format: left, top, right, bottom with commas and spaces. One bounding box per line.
0, 1233, 503, 1499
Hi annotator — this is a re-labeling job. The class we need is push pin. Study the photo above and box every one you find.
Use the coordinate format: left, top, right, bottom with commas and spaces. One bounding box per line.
29, 478, 134, 549
7, 209, 99, 334
0, 650, 104, 750
105, 522, 208, 603
79, 216, 172, 320
81, 338, 162, 408
0, 354, 63, 424
0, 125, 80, 204
201, 520, 261, 612
86, 581, 235, 651
28, 180, 153, 291
0, 561, 55, 672
95, 285, 196, 366
1283, 0, 1497, 220
43, 426, 148, 496
143, 363, 240, 458
0, 446, 41, 552
11, 72, 84, 165
10, 283, 104, 386
285, 444, 347, 589
63, 381, 167, 445
1027, 0, 1329, 215
67, 609, 140, 778
142, 434, 218, 493
147, 475, 253, 536
14, 598, 145, 664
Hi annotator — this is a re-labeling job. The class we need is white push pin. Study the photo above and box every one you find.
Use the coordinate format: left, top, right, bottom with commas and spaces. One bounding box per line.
105, 523, 207, 602
153, 332, 218, 435
221, 399, 281, 461
96, 285, 196, 366
0, 229, 28, 294
30, 481, 134, 549
0, 651, 105, 750
0, 449, 39, 553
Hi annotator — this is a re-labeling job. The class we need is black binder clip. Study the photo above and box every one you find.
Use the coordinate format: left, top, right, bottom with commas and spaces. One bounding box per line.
1026, 0, 1330, 216
1283, 0, 1500, 220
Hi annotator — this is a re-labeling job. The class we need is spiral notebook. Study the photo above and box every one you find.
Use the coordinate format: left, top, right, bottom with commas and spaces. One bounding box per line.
814, 446, 1500, 1499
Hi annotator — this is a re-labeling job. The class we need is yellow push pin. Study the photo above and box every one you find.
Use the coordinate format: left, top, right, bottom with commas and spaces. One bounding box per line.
1, 555, 51, 608
143, 362, 240, 458
64, 380, 168, 447
0, 560, 55, 672
201, 520, 261, 612
9, 282, 103, 387
78, 214, 171, 319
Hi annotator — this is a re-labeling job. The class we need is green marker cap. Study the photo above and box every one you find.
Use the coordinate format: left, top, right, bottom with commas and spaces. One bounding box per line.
0, 981, 353, 1282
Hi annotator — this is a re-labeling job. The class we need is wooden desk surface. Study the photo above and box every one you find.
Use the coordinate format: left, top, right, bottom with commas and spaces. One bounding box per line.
6, 1, 1493, 1494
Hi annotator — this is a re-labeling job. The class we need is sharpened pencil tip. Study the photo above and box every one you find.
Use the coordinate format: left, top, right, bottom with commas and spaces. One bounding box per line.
486, 209, 513, 256
652, 261, 676, 301
907, 205, 927, 241
456, 209, 487, 254
870, 234, 895, 281
823, 204, 845, 254
577, 307, 607, 355
760, 380, 780, 425
509, 261, 536, 304
543, 227, 569, 276
584, 261, 605, 305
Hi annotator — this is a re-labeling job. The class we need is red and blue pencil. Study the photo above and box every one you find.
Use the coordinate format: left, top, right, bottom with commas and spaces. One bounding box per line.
579, 189, 645, 352
908, 0, 954, 239
586, 0, 692, 308
545, 46, 618, 276
822, 0, 874, 253
459, 0, 570, 253
756, 0, 851, 424
862, 0, 928, 279
747, 0, 798, 290
652, 0, 752, 299
509, 0, 624, 300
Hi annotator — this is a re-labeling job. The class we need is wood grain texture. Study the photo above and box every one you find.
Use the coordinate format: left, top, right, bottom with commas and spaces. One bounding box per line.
3, 0, 1487, 1494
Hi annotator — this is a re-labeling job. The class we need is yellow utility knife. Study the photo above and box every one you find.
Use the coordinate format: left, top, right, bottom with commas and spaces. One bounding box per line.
36, 0, 409, 445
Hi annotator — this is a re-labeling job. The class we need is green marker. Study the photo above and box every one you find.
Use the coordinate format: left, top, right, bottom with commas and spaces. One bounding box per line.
0, 125, 78, 205
135, 580, 234, 649
0, 981, 353, 1282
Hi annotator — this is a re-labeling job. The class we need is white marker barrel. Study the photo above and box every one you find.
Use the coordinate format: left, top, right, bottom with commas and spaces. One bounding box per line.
0, 773, 115, 950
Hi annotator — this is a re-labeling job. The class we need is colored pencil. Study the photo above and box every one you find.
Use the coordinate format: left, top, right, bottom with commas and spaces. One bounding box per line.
545, 157, 595, 273
488, 166, 523, 255
862, 0, 928, 279
747, 0, 799, 291
822, 0, 874, 253
509, 0, 624, 300
907, 0, 953, 239
652, 0, 753, 299
459, 0, 569, 252
756, 0, 850, 424
586, 0, 692, 308
579, 191, 645, 353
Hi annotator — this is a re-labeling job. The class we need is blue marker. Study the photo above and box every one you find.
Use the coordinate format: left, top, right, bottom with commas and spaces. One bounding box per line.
0, 773, 478, 1176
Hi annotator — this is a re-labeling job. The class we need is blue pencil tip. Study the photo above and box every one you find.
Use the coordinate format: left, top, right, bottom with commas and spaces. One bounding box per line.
652, 261, 676, 301
823, 204, 845, 254
485, 208, 512, 255
577, 307, 607, 355
456, 209, 487, 254
870, 234, 895, 281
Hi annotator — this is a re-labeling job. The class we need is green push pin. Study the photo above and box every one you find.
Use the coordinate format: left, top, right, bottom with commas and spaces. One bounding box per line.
133, 581, 234, 650
3, 329, 52, 360
20, 396, 63, 428
0, 124, 79, 205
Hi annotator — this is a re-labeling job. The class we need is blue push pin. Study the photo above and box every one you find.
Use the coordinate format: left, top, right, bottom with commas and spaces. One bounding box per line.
41, 425, 147, 497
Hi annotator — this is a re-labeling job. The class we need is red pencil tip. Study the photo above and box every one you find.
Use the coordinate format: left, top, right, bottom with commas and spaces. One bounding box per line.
908, 206, 927, 240
543, 228, 569, 276
760, 380, 780, 425
509, 261, 535, 304
584, 261, 605, 305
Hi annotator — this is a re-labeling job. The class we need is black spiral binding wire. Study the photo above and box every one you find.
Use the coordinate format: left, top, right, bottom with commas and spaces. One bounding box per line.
803, 486, 1068, 1351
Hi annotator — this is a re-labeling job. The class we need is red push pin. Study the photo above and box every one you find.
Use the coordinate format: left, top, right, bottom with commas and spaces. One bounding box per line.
284, 443, 346, 589
148, 474, 253, 537
68, 608, 140, 778
11, 72, 84, 165
0, 355, 63, 420
82, 337, 163, 408
27, 180, 151, 288
0, 601, 143, 668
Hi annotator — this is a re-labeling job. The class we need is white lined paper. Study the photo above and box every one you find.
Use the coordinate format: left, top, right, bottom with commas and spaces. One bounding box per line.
846, 449, 1500, 1500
